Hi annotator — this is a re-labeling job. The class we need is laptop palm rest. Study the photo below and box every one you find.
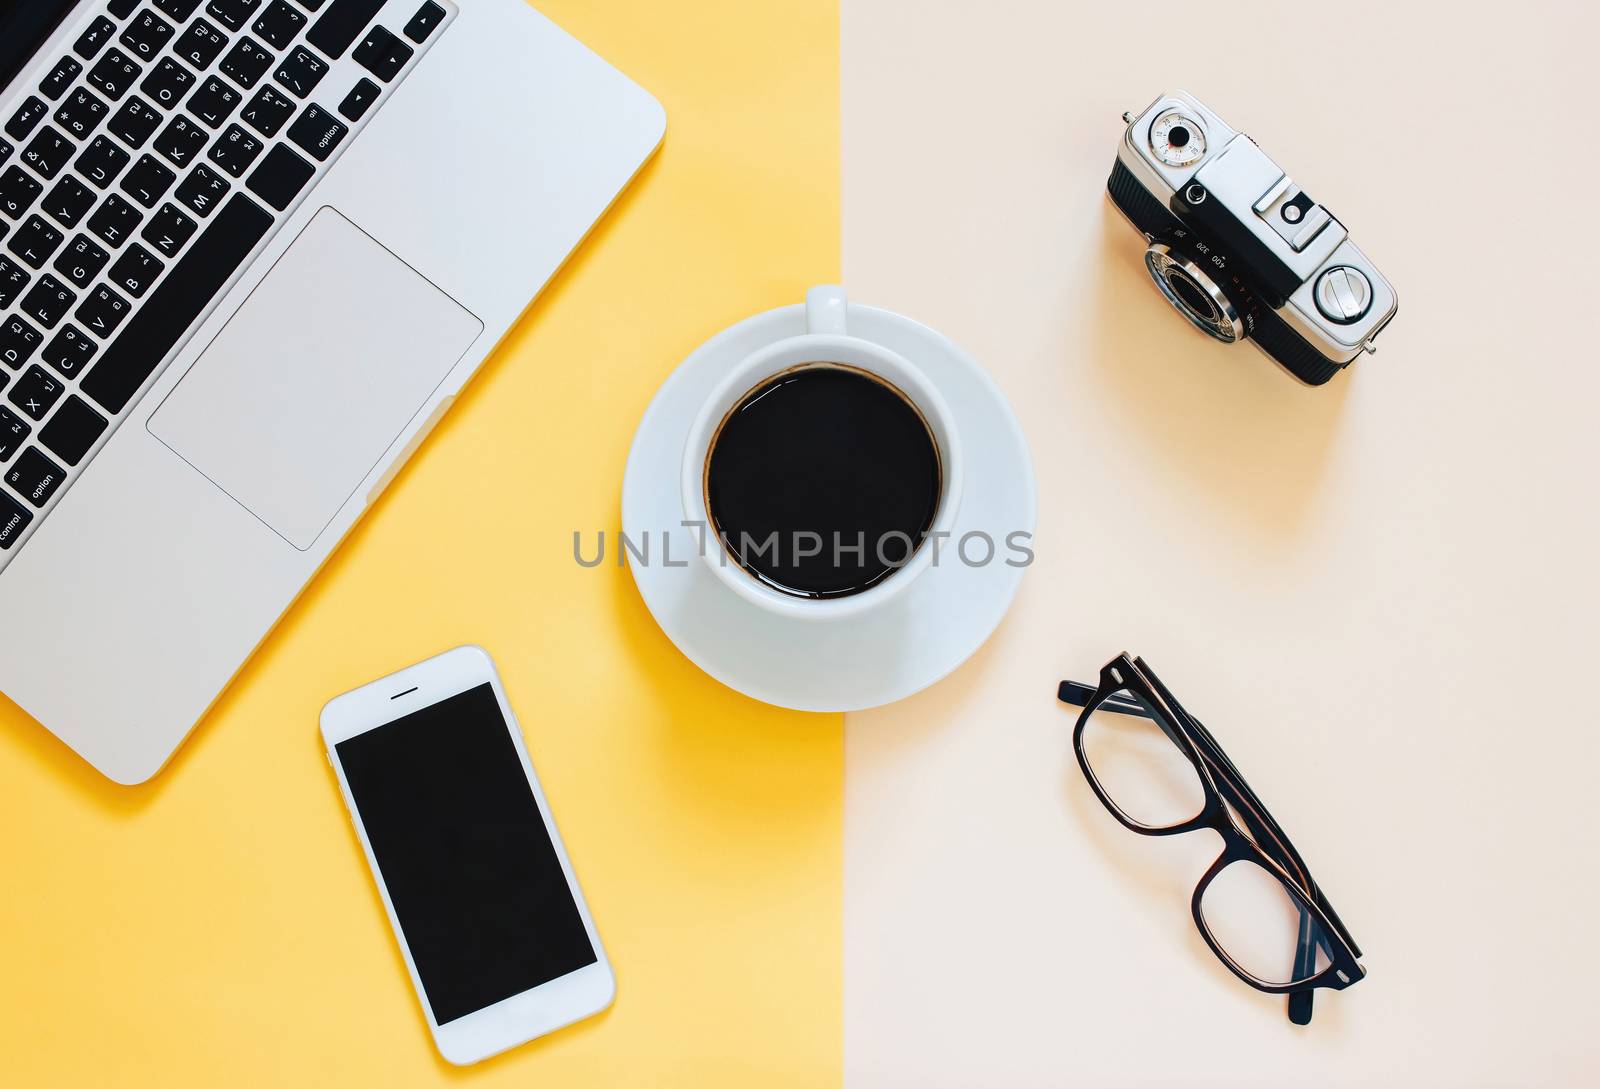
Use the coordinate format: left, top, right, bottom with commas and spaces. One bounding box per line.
148, 207, 483, 550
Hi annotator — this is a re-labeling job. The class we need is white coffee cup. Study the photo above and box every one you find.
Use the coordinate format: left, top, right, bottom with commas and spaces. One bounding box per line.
680, 285, 964, 622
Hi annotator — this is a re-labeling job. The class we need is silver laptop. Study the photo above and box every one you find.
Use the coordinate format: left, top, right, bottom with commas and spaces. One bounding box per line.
0, 0, 663, 782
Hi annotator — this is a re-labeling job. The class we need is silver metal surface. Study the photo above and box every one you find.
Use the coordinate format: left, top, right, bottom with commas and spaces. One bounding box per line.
1144, 243, 1244, 343
1313, 266, 1374, 324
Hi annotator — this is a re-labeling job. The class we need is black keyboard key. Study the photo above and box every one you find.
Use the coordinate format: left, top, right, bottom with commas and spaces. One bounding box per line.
109, 242, 164, 297
42, 325, 97, 380
76, 283, 132, 338
154, 114, 209, 167
307, 0, 382, 58
39, 57, 84, 102
241, 84, 295, 137
43, 175, 95, 229
88, 193, 143, 247
220, 37, 274, 91
273, 47, 328, 98
141, 202, 198, 256
5, 447, 65, 508
21, 273, 76, 328
119, 9, 176, 61
154, 0, 205, 20
53, 88, 109, 140
189, 76, 242, 129
40, 395, 108, 466
86, 48, 142, 102
296, 0, 327, 9
84, 194, 271, 413
55, 234, 111, 287
207, 0, 262, 31
8, 216, 65, 270
20, 127, 73, 180
9, 366, 64, 421
1, 315, 42, 369
121, 153, 176, 207
0, 166, 43, 220
0, 407, 30, 462
141, 57, 197, 111
106, 96, 162, 149
337, 77, 378, 122
287, 102, 346, 161
253, 0, 307, 48
0, 136, 11, 166
403, 1, 444, 43
108, 0, 141, 18
245, 143, 312, 209
74, 16, 119, 60
353, 26, 412, 82
175, 163, 229, 216
0, 490, 33, 547
76, 135, 132, 189
5, 97, 49, 142
175, 19, 229, 70
208, 123, 263, 176
0, 256, 29, 309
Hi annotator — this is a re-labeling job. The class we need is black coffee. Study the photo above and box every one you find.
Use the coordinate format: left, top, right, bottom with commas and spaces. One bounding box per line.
705, 365, 941, 598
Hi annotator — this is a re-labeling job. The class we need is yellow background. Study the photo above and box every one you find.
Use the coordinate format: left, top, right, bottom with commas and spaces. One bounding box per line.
0, 1, 842, 1084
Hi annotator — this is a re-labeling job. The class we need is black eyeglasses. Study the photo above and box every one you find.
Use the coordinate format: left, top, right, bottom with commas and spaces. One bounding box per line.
1057, 653, 1365, 1024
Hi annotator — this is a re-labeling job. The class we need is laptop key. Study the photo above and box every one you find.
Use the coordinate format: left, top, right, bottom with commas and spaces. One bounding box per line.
39, 58, 84, 102
43, 175, 96, 230
242, 85, 295, 137
295, 0, 328, 10
176, 19, 229, 70
0, 257, 29, 309
253, 0, 307, 48
87, 49, 142, 102
1, 315, 42, 369
21, 127, 74, 181
5, 448, 66, 508
141, 203, 198, 257
307, 0, 383, 59
245, 142, 313, 209
0, 167, 44, 220
42, 325, 97, 380
75, 135, 132, 189
208, 124, 263, 177
74, 17, 119, 61
82, 193, 273, 414
5, 97, 49, 142
287, 103, 346, 161
274, 47, 328, 98
53, 88, 109, 140
0, 137, 11, 166
121, 154, 177, 207
208, 0, 264, 31
109, 242, 165, 297
76, 284, 132, 338
353, 26, 413, 83
141, 58, 197, 112
337, 77, 379, 122
8, 216, 65, 270
0, 407, 30, 461
189, 77, 243, 129
55, 234, 111, 287
0, 490, 33, 547
403, 1, 445, 43
40, 395, 108, 466
154, 115, 209, 168
9, 366, 64, 421
175, 163, 230, 217
155, 0, 205, 17
106, 97, 162, 149
21, 274, 77, 329
87, 194, 144, 248
119, 9, 177, 61
219, 37, 274, 90
108, 0, 141, 18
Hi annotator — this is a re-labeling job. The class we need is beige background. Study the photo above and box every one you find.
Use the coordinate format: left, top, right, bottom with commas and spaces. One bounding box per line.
843, 1, 1599, 1085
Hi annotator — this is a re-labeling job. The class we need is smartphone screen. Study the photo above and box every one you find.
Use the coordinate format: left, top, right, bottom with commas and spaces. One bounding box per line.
335, 682, 597, 1025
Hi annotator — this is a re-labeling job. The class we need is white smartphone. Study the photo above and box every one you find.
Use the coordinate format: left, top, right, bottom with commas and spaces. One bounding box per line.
320, 645, 615, 1065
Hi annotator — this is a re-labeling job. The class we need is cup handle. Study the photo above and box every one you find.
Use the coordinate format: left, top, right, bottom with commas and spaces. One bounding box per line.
806, 285, 848, 336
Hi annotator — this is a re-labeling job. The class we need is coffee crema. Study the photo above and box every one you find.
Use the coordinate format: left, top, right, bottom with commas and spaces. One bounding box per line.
704, 364, 942, 598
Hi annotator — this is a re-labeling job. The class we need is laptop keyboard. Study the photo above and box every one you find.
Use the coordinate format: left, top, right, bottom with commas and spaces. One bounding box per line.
0, 0, 453, 564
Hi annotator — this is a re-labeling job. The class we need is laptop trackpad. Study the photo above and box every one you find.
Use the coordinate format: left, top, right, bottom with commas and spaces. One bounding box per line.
149, 208, 482, 550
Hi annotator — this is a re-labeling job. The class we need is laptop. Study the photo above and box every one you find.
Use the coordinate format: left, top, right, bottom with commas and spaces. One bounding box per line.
0, 0, 663, 783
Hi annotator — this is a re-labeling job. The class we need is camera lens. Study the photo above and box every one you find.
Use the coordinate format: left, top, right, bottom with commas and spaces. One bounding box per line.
1142, 234, 1253, 345
1166, 269, 1217, 323
1168, 126, 1190, 148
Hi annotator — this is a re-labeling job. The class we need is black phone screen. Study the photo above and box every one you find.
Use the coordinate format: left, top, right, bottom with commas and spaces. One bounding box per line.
336, 682, 597, 1025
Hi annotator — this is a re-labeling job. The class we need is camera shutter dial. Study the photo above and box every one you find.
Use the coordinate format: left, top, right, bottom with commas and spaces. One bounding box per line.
1313, 266, 1373, 324
1149, 110, 1207, 167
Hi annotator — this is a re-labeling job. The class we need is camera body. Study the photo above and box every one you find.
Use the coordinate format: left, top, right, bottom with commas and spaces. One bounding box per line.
1108, 91, 1396, 385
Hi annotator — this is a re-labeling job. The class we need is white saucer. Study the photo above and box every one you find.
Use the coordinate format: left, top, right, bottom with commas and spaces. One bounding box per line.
621, 301, 1036, 712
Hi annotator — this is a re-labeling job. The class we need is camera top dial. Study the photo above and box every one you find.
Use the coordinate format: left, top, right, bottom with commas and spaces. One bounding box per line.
1149, 110, 1207, 167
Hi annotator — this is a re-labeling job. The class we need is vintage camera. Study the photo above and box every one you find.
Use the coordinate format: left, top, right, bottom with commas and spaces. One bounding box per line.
1108, 91, 1396, 384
